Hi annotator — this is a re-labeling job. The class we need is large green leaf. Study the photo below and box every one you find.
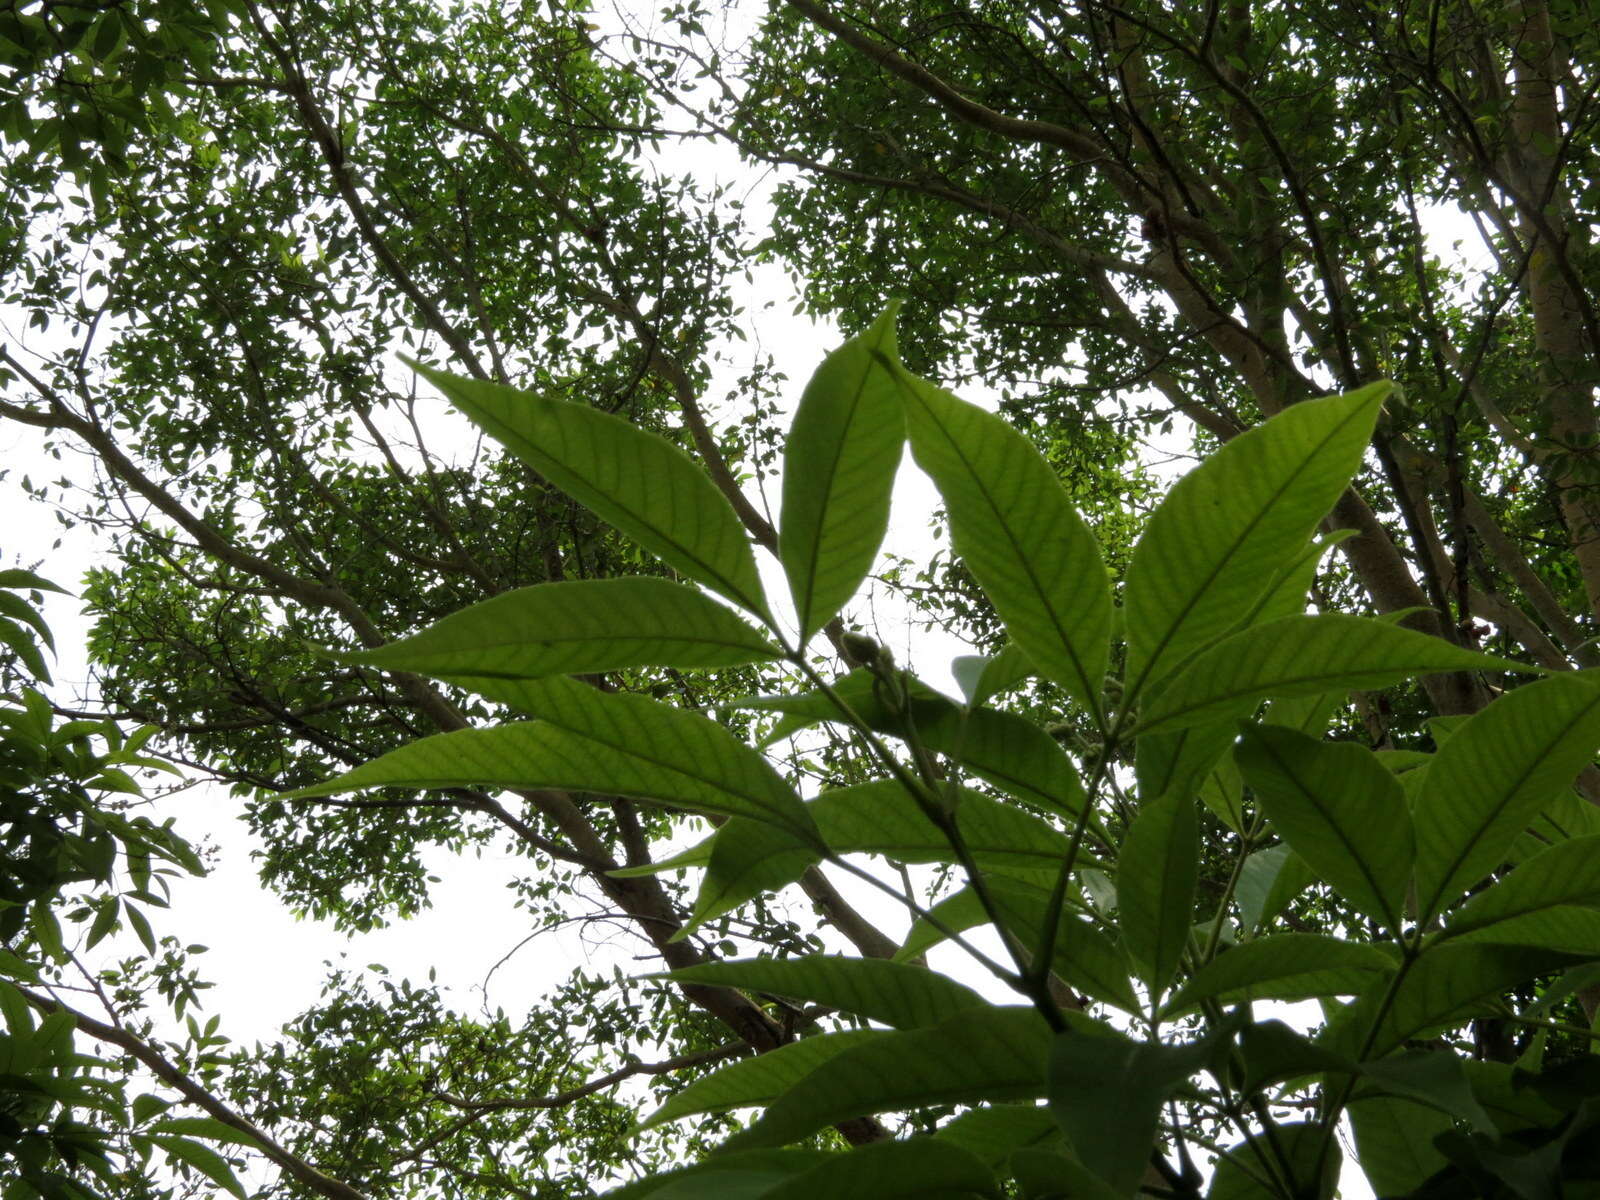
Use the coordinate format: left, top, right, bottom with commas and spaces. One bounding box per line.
1117, 790, 1198, 996
1135, 719, 1237, 806
933, 1104, 1061, 1166
661, 955, 988, 1030
1137, 615, 1532, 736
720, 1007, 1055, 1151
1234, 844, 1315, 933
1163, 935, 1395, 1017
1451, 905, 1600, 955
779, 307, 906, 641
1442, 835, 1600, 938
1234, 724, 1413, 934
641, 1031, 880, 1129
346, 578, 778, 681
412, 362, 769, 617
762, 1139, 999, 1200
1121, 383, 1388, 701
1413, 671, 1600, 925
1048, 1031, 1217, 1197
287, 676, 818, 843
891, 367, 1110, 715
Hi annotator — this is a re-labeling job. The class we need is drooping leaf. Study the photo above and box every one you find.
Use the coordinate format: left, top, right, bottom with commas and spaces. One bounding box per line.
1048, 1030, 1217, 1196
1163, 935, 1395, 1017
1443, 834, 1600, 938
1122, 383, 1388, 701
641, 1031, 880, 1128
286, 677, 818, 844
345, 578, 779, 681
661, 955, 988, 1030
149, 1135, 246, 1199
1234, 724, 1413, 934
412, 362, 769, 617
720, 1006, 1056, 1151
1117, 790, 1198, 996
1137, 615, 1532, 736
761, 1138, 999, 1200
779, 306, 906, 641
892, 367, 1111, 715
1413, 671, 1600, 925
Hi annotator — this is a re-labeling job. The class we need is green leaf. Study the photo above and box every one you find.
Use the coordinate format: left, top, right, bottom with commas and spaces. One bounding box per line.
641, 1031, 879, 1128
1137, 614, 1533, 736
661, 955, 988, 1030
761, 1138, 999, 1200
1207, 1122, 1338, 1200
604, 1150, 828, 1200
892, 367, 1110, 715
1197, 751, 1245, 833
680, 819, 820, 938
1117, 790, 1198, 996
811, 780, 1078, 871
1234, 724, 1413, 934
1163, 935, 1395, 1017
1443, 834, 1600, 938
720, 1006, 1054, 1151
285, 681, 818, 844
1413, 671, 1600, 925
346, 578, 778, 680
412, 361, 769, 617
779, 306, 905, 640
149, 1135, 246, 1199
1048, 1031, 1216, 1196
1122, 383, 1388, 700
1323, 945, 1581, 1059
1009, 1148, 1121, 1200
146, 1117, 263, 1150
1235, 844, 1314, 933
895, 886, 989, 964
1356, 1052, 1494, 1132
1347, 1097, 1453, 1197
933, 1104, 1061, 1165
1451, 905, 1600, 955
1135, 719, 1238, 806
737, 671, 1088, 819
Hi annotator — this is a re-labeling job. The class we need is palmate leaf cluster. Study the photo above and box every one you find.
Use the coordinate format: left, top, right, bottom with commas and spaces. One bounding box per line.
292, 316, 1600, 1198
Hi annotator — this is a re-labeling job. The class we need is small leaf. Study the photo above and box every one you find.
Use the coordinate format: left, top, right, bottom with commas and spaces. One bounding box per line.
892, 367, 1111, 715
1235, 844, 1315, 933
1049, 1031, 1217, 1196
720, 1006, 1055, 1151
641, 1031, 879, 1128
661, 955, 988, 1030
1164, 935, 1395, 1017
779, 306, 906, 640
1234, 724, 1413, 934
1117, 790, 1198, 996
347, 578, 778, 680
1347, 1097, 1453, 1197
412, 361, 768, 617
952, 642, 1034, 709
1122, 383, 1388, 701
1413, 671, 1600, 925
1137, 614, 1533, 736
147, 1117, 263, 1150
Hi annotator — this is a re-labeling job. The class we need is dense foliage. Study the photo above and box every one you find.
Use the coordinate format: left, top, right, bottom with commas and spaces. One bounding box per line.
2, 0, 1599, 1196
